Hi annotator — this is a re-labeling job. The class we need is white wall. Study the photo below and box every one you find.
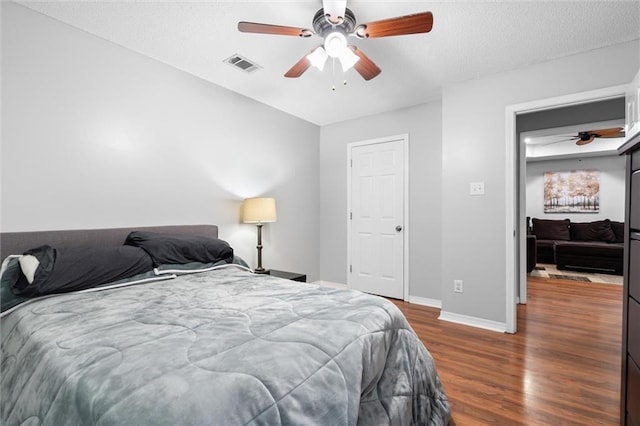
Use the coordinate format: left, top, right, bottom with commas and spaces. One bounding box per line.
441, 41, 639, 325
1, 2, 321, 280
526, 155, 626, 223
319, 102, 442, 300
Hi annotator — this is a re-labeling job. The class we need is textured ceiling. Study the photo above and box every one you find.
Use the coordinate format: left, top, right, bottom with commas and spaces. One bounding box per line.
15, 1, 640, 126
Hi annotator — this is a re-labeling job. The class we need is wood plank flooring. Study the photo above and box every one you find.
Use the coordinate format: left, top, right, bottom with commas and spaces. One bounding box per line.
392, 276, 623, 425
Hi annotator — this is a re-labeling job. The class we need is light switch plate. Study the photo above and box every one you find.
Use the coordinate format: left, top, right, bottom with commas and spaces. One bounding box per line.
470, 181, 485, 196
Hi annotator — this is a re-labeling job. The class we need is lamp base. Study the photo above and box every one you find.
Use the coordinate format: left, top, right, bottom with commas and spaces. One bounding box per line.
253, 268, 270, 274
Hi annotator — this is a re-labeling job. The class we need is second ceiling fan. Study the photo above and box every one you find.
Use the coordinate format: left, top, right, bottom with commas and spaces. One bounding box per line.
238, 0, 433, 81
555, 127, 625, 146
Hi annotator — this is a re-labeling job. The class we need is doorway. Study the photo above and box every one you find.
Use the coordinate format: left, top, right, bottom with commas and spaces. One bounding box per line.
505, 85, 628, 333
347, 134, 409, 300
518, 97, 626, 302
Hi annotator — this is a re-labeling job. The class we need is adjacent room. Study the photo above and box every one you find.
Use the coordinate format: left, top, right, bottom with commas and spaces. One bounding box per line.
2, 1, 639, 424
521, 98, 626, 285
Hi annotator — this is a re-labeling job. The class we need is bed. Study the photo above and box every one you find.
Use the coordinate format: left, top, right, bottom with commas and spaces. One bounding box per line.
0, 225, 450, 425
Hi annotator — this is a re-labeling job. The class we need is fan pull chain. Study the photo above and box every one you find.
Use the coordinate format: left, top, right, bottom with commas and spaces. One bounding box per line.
331, 58, 336, 91
329, 59, 349, 91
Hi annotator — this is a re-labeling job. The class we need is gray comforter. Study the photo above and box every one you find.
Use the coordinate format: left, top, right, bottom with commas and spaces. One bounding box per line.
1, 267, 450, 425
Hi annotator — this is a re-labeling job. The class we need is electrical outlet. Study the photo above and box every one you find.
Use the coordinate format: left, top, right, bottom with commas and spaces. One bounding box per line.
454, 280, 463, 293
469, 182, 485, 196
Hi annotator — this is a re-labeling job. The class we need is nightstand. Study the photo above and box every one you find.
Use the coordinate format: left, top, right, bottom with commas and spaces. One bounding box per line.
269, 269, 306, 283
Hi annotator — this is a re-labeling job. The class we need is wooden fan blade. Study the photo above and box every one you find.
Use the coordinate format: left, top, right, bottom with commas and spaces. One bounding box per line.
284, 51, 313, 78
591, 127, 624, 135
355, 11, 433, 38
576, 136, 595, 146
238, 22, 313, 37
598, 132, 625, 138
591, 127, 625, 138
323, 0, 346, 24
349, 46, 381, 81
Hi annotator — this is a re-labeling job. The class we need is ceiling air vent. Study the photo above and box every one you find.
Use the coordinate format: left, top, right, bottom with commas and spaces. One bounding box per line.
224, 54, 261, 73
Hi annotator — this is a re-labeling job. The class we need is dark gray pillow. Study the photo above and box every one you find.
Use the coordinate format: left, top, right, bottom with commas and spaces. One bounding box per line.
610, 221, 625, 243
532, 218, 570, 241
12, 245, 154, 297
124, 231, 234, 267
1, 257, 29, 312
570, 220, 617, 243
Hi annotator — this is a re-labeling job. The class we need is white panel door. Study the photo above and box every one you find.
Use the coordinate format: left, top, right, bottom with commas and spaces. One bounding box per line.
350, 139, 405, 299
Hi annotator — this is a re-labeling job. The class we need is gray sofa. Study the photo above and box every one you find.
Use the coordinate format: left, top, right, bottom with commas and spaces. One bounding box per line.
529, 218, 624, 275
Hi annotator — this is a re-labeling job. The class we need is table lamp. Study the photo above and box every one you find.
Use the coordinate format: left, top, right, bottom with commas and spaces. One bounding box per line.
242, 197, 277, 273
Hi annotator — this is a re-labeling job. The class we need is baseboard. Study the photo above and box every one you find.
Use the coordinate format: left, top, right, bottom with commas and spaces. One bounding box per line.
313, 280, 347, 289
438, 311, 507, 333
408, 296, 442, 309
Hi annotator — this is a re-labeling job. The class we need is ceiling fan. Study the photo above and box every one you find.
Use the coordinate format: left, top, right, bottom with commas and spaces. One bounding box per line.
237, 0, 433, 81
554, 127, 626, 146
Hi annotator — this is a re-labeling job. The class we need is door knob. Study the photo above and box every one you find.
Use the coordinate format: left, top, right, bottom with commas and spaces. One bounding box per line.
395, 225, 403, 232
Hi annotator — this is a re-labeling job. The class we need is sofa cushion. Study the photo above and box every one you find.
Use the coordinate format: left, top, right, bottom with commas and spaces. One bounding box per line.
532, 218, 570, 241
555, 241, 623, 258
526, 235, 537, 272
570, 220, 617, 243
535, 240, 557, 264
555, 242, 623, 274
611, 221, 625, 243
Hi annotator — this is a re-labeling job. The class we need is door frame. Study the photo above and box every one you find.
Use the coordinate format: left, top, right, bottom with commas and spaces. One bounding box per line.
346, 134, 410, 301
505, 84, 628, 333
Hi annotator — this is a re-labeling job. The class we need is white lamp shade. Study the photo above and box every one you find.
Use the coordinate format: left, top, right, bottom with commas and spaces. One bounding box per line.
242, 197, 277, 223
338, 47, 360, 72
307, 46, 329, 71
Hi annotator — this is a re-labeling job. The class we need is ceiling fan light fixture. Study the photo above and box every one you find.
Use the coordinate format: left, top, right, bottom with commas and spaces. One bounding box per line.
337, 46, 360, 72
324, 31, 347, 58
307, 46, 329, 71
238, 6, 433, 81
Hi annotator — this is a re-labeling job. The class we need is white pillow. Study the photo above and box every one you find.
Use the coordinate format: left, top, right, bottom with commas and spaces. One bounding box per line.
19, 255, 40, 284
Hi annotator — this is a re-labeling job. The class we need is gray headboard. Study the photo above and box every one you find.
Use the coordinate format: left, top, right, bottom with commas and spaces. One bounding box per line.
0, 225, 219, 260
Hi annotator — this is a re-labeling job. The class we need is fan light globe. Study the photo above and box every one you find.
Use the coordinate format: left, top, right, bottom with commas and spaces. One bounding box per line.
338, 47, 359, 72
307, 46, 329, 71
324, 31, 347, 58
321, 30, 359, 72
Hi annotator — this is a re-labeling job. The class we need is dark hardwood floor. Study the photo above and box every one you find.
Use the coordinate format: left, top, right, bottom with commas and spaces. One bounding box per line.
393, 276, 623, 425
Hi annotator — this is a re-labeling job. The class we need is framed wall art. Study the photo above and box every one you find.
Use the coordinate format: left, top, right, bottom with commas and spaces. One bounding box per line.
543, 169, 600, 213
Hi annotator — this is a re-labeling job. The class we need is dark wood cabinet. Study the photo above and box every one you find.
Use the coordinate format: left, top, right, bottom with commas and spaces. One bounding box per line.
628, 356, 640, 426
631, 240, 640, 302
631, 171, 640, 230
620, 133, 640, 425
630, 298, 640, 363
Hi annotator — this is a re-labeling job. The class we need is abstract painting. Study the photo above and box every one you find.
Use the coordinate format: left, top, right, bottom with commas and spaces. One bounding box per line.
543, 169, 600, 213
